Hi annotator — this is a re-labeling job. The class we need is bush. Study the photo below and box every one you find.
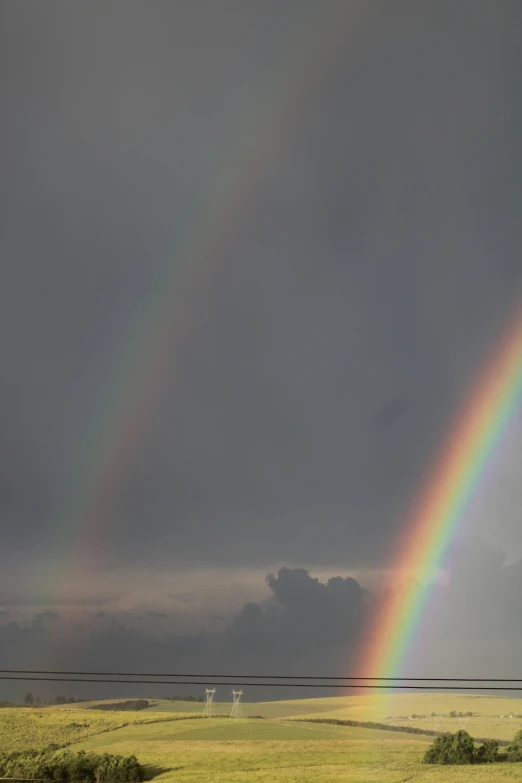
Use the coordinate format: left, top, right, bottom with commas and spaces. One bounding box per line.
0, 749, 145, 782
476, 739, 498, 763
424, 731, 503, 765
506, 728, 522, 762
423, 730, 476, 765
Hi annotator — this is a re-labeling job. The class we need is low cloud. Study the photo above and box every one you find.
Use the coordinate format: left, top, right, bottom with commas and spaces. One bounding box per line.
3, 546, 520, 705
0, 567, 369, 702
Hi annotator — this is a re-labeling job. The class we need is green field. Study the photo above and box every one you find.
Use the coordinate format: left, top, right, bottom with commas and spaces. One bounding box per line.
62, 692, 522, 740
3, 693, 522, 782
0, 707, 208, 751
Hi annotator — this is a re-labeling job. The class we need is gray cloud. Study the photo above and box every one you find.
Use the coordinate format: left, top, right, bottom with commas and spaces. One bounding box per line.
2, 549, 522, 705
0, 0, 521, 627
407, 537, 522, 679
372, 396, 412, 431
0, 566, 369, 702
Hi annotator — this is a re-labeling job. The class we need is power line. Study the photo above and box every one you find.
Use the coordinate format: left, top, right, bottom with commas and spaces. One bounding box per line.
2, 676, 522, 690
2, 669, 521, 682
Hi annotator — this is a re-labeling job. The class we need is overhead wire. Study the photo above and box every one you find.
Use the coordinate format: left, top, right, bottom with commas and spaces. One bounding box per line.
2, 669, 521, 682
1, 675, 522, 691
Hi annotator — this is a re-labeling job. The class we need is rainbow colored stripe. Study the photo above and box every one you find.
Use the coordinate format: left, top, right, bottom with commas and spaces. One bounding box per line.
358, 310, 522, 680
38, 3, 367, 660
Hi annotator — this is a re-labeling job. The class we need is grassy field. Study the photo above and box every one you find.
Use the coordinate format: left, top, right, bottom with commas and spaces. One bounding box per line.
4, 693, 522, 782
251, 692, 522, 741
0, 707, 207, 751
124, 692, 522, 740
71, 719, 520, 782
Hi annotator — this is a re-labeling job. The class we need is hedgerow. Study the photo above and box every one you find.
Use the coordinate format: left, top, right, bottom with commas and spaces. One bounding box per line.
291, 717, 511, 746
0, 748, 145, 782
88, 700, 150, 711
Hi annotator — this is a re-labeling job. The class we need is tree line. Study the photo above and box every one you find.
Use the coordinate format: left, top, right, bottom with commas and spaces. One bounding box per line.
290, 717, 510, 746
88, 699, 150, 711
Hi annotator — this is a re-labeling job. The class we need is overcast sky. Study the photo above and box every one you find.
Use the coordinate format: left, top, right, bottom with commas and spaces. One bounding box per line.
1, 0, 522, 697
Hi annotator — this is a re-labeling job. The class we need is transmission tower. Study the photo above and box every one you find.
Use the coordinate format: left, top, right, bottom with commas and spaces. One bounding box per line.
203, 688, 216, 718
229, 689, 243, 720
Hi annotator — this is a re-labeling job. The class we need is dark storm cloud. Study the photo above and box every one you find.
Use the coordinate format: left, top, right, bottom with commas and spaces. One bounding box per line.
0, 0, 522, 584
3, 552, 522, 704
0, 567, 370, 702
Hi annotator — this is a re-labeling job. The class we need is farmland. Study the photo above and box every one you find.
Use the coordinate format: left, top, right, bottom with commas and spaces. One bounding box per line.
0, 707, 208, 751
3, 692, 522, 781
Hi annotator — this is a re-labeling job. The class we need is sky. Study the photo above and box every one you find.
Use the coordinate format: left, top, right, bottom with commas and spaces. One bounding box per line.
1, 0, 522, 701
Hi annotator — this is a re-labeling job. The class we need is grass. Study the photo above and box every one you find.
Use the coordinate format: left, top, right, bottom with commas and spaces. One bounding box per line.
274, 693, 522, 741
72, 722, 520, 782
4, 693, 522, 781
0, 707, 207, 751
72, 716, 427, 745
54, 698, 231, 715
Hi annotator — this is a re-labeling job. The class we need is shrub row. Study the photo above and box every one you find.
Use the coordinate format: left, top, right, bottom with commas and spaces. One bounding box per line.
290, 717, 511, 746
0, 749, 144, 782
88, 700, 150, 712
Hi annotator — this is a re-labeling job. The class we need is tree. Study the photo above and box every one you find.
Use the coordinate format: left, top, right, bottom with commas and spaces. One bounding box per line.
507, 728, 522, 762
476, 739, 498, 763
423, 730, 475, 765
23, 692, 34, 706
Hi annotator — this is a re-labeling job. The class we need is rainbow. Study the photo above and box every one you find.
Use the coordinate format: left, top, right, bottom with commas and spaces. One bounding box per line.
357, 310, 522, 681
37, 3, 367, 659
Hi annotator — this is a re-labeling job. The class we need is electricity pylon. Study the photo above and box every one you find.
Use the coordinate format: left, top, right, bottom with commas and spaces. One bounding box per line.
229, 689, 243, 720
203, 688, 216, 718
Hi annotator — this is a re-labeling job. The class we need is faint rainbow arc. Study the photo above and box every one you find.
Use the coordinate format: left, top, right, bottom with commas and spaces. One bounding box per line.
38, 2, 367, 653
